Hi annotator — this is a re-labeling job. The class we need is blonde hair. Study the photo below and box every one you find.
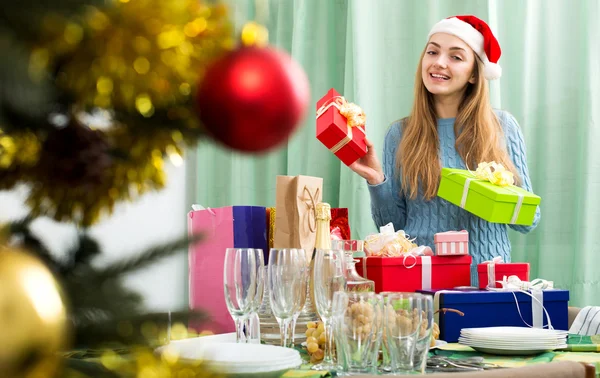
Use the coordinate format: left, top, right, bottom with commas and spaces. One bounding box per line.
397, 48, 520, 200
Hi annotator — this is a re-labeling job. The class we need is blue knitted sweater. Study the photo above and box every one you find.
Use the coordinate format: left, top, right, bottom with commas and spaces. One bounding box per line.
367, 110, 541, 284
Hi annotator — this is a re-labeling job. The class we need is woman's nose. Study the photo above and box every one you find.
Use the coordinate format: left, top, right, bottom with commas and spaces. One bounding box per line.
434, 55, 448, 68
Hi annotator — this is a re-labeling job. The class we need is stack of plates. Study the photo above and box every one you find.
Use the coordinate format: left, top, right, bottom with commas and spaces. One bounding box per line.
156, 338, 302, 377
458, 326, 568, 355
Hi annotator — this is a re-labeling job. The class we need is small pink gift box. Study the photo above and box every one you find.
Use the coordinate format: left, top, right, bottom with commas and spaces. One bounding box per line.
434, 230, 469, 256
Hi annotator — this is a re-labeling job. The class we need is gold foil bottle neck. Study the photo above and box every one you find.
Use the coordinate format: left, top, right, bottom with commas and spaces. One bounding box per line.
315, 202, 331, 221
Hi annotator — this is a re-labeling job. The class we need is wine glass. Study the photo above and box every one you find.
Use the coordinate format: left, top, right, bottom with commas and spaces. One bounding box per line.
223, 248, 264, 343
312, 248, 346, 370
268, 248, 308, 348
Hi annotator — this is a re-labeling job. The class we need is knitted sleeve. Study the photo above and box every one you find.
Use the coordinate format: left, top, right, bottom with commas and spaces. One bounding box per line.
500, 111, 541, 233
368, 121, 407, 231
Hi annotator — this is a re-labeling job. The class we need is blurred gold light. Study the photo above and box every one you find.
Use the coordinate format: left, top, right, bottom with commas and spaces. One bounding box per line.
97, 76, 114, 94
135, 93, 154, 116
241, 21, 268, 47
133, 57, 151, 74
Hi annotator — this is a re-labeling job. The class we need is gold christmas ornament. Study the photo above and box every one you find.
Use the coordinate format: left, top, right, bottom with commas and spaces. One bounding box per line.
0, 248, 70, 378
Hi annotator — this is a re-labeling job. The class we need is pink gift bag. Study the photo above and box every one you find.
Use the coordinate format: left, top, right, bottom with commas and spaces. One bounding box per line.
188, 206, 267, 333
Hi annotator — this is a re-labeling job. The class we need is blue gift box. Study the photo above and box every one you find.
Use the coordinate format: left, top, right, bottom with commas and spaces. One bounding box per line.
418, 289, 570, 343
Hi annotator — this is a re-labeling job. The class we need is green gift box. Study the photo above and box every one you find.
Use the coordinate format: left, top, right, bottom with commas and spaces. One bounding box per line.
437, 168, 541, 225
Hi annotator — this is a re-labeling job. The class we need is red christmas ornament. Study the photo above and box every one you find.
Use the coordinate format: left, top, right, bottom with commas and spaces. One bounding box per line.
196, 46, 310, 153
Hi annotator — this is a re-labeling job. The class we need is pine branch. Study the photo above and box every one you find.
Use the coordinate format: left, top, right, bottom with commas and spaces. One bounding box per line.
63, 233, 102, 274
113, 102, 207, 142
90, 233, 205, 282
0, 1, 109, 42
62, 359, 120, 378
7, 216, 63, 273
0, 25, 58, 133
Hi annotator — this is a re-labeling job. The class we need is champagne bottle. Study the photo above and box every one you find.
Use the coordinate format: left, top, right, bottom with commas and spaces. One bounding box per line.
292, 202, 331, 345
309, 202, 332, 307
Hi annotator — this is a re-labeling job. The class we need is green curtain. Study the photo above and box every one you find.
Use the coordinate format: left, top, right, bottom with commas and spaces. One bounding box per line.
191, 0, 600, 307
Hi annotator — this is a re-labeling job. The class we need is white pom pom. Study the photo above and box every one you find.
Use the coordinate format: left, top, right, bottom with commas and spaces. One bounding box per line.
484, 62, 502, 80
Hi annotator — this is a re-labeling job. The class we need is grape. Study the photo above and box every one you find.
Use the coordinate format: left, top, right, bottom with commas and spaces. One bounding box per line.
318, 332, 326, 343
304, 321, 332, 363
317, 322, 325, 333
312, 349, 324, 360
307, 342, 319, 353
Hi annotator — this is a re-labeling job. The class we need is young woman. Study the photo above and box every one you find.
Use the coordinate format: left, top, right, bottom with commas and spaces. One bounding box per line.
350, 15, 541, 284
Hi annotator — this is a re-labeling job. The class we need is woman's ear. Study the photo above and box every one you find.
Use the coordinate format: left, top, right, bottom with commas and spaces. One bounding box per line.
469, 74, 477, 84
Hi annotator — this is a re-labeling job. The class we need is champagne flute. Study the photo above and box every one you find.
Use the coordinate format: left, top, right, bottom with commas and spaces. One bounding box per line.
223, 248, 264, 343
268, 248, 308, 348
312, 249, 346, 370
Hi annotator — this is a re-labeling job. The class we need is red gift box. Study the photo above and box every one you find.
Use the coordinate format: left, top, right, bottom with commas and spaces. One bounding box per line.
355, 255, 472, 293
316, 88, 367, 166
477, 261, 530, 289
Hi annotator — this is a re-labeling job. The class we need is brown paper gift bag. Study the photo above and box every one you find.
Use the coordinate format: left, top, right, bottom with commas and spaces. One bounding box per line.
273, 175, 323, 253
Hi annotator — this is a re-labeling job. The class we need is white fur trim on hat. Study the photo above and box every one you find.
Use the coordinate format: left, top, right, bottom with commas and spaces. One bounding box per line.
428, 17, 501, 80
481, 55, 502, 80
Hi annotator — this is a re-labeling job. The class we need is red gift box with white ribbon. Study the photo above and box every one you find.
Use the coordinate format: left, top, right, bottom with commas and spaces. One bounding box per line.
477, 257, 530, 289
355, 254, 472, 293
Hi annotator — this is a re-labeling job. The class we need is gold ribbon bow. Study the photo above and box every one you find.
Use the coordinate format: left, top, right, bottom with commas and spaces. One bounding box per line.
474, 161, 515, 187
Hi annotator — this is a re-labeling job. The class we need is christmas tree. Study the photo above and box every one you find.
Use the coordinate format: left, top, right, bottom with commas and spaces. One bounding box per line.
0, 0, 309, 376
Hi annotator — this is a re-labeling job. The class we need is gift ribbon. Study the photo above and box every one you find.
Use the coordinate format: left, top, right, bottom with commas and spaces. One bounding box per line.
361, 249, 432, 289
302, 186, 320, 233
433, 290, 462, 326
315, 96, 366, 154
421, 256, 432, 290
484, 256, 504, 289
452, 170, 525, 224
488, 275, 555, 329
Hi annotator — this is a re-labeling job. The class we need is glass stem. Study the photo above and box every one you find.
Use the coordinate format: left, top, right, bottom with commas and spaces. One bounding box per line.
290, 313, 299, 346
323, 318, 335, 364
279, 318, 291, 348
235, 317, 246, 343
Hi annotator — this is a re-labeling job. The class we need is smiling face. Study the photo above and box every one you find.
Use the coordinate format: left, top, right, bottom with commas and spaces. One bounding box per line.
421, 33, 477, 98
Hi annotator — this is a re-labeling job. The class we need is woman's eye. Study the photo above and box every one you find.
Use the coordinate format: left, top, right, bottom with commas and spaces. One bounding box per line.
427, 51, 437, 55
452, 56, 463, 61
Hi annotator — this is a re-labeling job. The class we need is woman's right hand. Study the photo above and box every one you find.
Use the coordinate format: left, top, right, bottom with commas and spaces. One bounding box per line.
349, 138, 385, 185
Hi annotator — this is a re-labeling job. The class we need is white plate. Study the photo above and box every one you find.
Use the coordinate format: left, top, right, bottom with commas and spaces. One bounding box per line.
461, 327, 568, 338
460, 340, 566, 350
469, 345, 564, 356
156, 340, 302, 375
459, 337, 565, 346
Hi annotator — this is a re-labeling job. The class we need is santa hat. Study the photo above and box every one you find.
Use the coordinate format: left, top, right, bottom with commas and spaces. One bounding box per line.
428, 15, 502, 80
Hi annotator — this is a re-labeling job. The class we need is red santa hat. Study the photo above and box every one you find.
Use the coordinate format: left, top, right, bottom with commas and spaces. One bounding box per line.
428, 15, 502, 80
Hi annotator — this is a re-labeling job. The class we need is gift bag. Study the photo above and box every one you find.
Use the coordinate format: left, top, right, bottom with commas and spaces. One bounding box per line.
273, 175, 323, 253
188, 205, 267, 333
